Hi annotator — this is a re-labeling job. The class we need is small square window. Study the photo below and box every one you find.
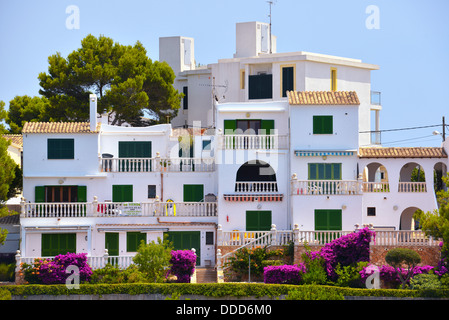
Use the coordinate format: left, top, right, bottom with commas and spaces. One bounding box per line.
206, 232, 214, 245
367, 207, 376, 216
148, 185, 156, 199
202, 140, 211, 150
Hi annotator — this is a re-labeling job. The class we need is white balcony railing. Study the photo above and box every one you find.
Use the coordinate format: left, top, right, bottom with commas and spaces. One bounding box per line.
219, 134, 289, 150
362, 182, 390, 193
101, 157, 215, 173
22, 201, 217, 218
398, 182, 427, 193
234, 181, 278, 193
291, 180, 361, 195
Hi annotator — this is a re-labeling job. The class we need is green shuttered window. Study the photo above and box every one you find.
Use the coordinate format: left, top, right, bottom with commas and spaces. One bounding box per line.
183, 184, 204, 202
314, 210, 342, 231
308, 163, 341, 180
112, 185, 133, 202
126, 232, 146, 252
249, 74, 273, 100
246, 211, 272, 231
165, 231, 201, 265
47, 139, 74, 159
105, 232, 119, 256
41, 233, 76, 257
282, 67, 294, 97
119, 141, 151, 158
313, 116, 333, 134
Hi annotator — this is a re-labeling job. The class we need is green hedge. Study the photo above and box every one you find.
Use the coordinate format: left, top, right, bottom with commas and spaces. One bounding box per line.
3, 283, 449, 299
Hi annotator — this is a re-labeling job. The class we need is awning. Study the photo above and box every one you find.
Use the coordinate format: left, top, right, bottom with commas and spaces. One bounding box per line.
224, 194, 284, 202
294, 150, 356, 157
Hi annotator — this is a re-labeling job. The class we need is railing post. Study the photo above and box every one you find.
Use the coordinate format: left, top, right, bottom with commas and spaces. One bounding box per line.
20, 197, 26, 217
91, 196, 98, 217
293, 224, 300, 245
103, 249, 109, 268
270, 224, 277, 246
217, 224, 223, 246
216, 248, 222, 269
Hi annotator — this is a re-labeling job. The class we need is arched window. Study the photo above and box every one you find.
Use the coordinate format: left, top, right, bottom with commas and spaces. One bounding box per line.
235, 160, 278, 192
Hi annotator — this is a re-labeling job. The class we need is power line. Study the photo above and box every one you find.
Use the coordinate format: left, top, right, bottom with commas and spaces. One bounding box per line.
359, 124, 442, 134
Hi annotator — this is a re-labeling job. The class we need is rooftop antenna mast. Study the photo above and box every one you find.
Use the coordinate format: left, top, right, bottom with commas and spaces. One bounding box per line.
267, 0, 276, 54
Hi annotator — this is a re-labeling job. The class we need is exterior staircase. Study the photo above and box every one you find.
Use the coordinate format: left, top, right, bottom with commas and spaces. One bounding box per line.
195, 267, 217, 283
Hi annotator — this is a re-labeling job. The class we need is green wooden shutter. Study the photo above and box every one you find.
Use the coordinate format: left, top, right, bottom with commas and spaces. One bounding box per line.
127, 232, 146, 252
183, 184, 204, 202
246, 211, 272, 231
119, 141, 151, 158
282, 67, 294, 97
261, 119, 275, 135
47, 139, 74, 159
313, 116, 333, 134
105, 233, 119, 256
224, 120, 236, 135
113, 185, 133, 202
35, 186, 45, 203
77, 186, 87, 202
165, 231, 201, 265
42, 234, 76, 257
314, 210, 342, 231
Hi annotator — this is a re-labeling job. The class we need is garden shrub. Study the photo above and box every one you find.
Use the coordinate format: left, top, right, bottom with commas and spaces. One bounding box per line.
0, 262, 15, 281
285, 285, 344, 300
385, 248, 422, 289
263, 264, 305, 285
299, 248, 327, 285
90, 264, 149, 284
360, 264, 434, 289
132, 236, 173, 283
410, 273, 442, 290
20, 253, 92, 285
0, 288, 11, 300
169, 250, 197, 283
333, 262, 368, 288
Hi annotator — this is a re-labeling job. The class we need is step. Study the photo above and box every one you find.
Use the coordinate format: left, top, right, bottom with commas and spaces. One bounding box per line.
195, 267, 217, 283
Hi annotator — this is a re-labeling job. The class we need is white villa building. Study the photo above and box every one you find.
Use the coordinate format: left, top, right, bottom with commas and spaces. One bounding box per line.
17, 22, 448, 269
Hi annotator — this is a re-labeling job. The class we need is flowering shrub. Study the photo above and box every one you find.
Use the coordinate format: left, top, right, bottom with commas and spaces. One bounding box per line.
169, 250, 197, 283
21, 253, 92, 285
360, 264, 434, 288
304, 228, 375, 281
264, 264, 306, 284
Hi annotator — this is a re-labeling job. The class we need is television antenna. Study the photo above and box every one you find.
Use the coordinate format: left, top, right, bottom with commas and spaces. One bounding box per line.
267, 0, 277, 54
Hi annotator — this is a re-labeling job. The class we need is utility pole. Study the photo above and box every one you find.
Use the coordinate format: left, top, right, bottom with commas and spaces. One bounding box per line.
267, 1, 274, 54
443, 116, 446, 142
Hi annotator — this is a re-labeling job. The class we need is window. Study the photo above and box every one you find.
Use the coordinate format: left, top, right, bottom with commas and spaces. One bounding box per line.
308, 163, 342, 180
281, 66, 295, 97
202, 140, 211, 150
118, 141, 151, 158
249, 74, 272, 100
331, 67, 337, 91
42, 233, 76, 257
224, 119, 274, 135
47, 139, 74, 159
183, 184, 204, 202
112, 185, 133, 202
165, 231, 200, 265
367, 207, 376, 216
314, 209, 342, 231
313, 115, 333, 134
126, 232, 146, 252
206, 232, 214, 245
35, 185, 86, 203
105, 233, 119, 256
183, 86, 188, 110
246, 211, 272, 231
148, 185, 156, 199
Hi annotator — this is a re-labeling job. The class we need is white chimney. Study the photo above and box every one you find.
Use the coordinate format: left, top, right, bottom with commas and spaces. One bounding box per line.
89, 94, 97, 131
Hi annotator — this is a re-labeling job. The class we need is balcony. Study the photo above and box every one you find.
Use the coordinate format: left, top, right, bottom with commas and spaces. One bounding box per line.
291, 180, 361, 195
219, 134, 288, 150
101, 157, 215, 173
362, 182, 390, 193
398, 182, 427, 193
21, 201, 217, 218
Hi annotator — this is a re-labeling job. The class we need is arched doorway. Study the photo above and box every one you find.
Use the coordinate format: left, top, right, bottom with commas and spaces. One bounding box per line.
399, 162, 426, 192
434, 162, 448, 193
235, 160, 278, 192
362, 162, 389, 192
399, 206, 421, 230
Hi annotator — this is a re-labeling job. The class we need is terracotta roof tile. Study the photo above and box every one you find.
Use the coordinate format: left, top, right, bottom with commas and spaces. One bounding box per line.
22, 122, 100, 134
2, 134, 23, 147
358, 147, 447, 158
287, 91, 360, 105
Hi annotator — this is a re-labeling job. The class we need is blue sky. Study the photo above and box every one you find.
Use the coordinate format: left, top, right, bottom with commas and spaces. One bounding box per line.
0, 0, 448, 147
